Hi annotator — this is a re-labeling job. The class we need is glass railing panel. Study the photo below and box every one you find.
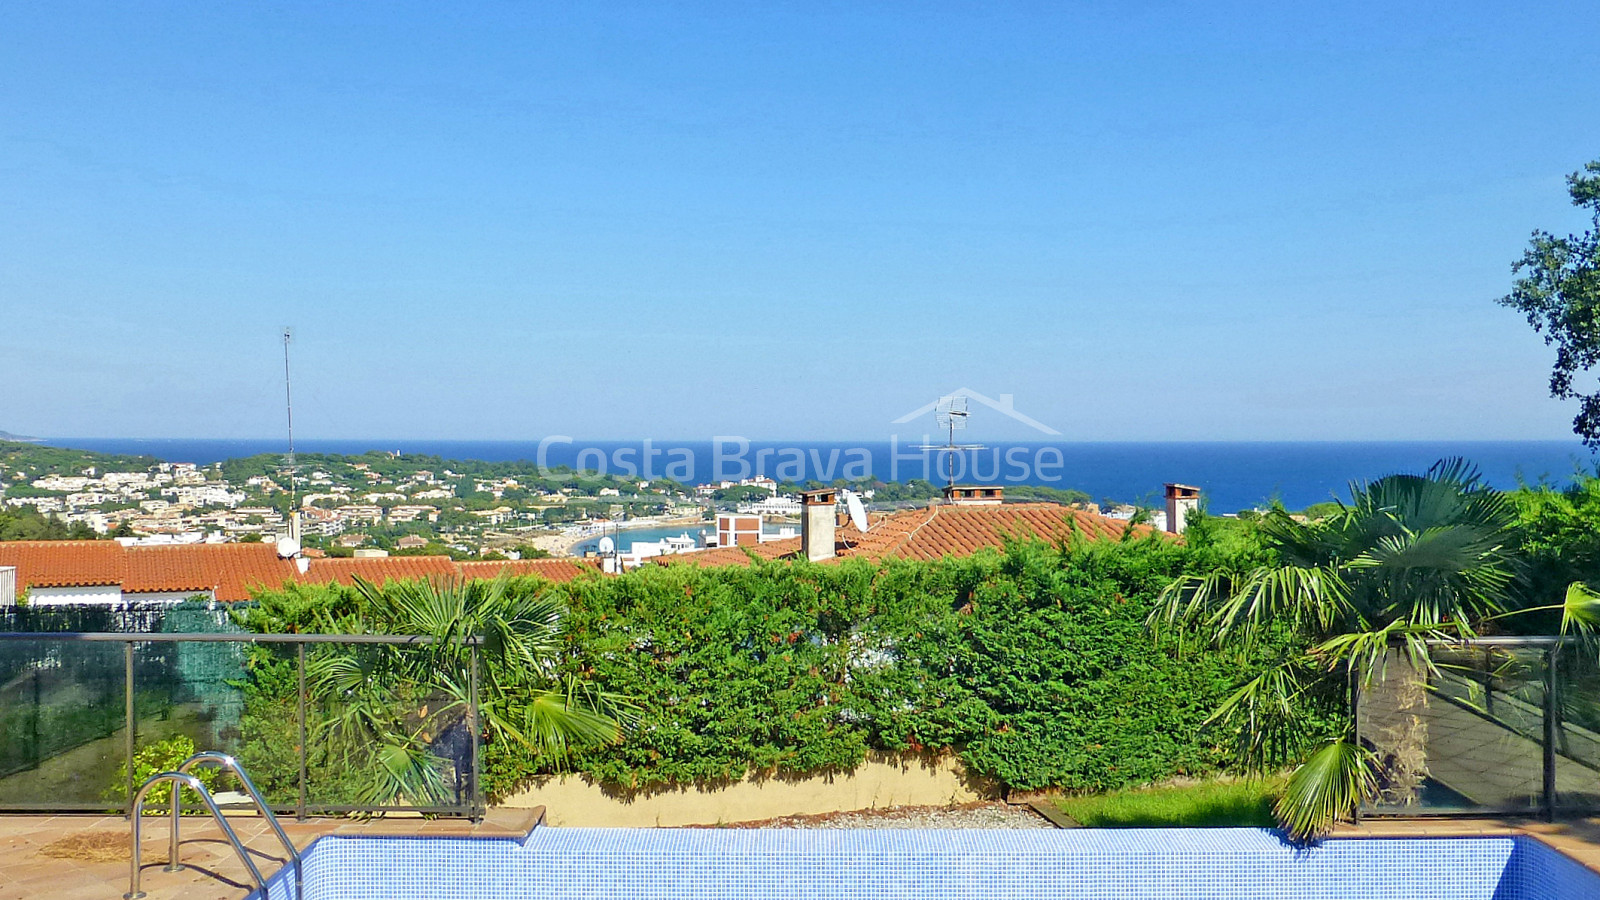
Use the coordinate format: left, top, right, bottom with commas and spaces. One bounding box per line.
1361, 646, 1547, 815
0, 637, 129, 809
293, 641, 475, 814
1553, 649, 1600, 811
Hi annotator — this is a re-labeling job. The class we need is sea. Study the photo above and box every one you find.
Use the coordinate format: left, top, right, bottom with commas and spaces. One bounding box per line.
36, 438, 1596, 514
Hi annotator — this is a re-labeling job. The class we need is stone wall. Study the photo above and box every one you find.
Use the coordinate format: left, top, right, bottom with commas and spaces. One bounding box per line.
499, 753, 985, 827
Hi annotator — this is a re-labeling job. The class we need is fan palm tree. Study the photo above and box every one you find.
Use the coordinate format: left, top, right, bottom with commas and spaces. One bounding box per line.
1149, 459, 1537, 840
305, 575, 628, 808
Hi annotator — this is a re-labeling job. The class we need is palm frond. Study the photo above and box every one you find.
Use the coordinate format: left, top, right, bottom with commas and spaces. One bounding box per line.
357, 740, 450, 807
1275, 739, 1376, 842
1204, 660, 1318, 772
1562, 582, 1600, 636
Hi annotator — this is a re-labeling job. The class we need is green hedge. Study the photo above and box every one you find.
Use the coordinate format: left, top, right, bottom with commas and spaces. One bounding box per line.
506, 530, 1333, 798
244, 528, 1339, 802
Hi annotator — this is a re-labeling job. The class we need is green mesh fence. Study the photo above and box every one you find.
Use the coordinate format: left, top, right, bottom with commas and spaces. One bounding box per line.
0, 602, 245, 808
0, 611, 481, 816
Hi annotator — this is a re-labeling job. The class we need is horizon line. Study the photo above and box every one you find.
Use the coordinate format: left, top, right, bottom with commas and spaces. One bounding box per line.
31, 435, 1593, 447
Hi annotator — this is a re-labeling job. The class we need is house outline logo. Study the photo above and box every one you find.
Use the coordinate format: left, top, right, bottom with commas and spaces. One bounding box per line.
891, 389, 1062, 436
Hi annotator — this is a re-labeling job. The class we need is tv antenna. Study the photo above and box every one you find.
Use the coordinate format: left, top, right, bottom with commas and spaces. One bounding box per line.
915, 395, 985, 492
282, 328, 301, 543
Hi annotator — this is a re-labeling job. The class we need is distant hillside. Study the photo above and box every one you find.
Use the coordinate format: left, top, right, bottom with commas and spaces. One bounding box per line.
0, 430, 41, 442
0, 441, 163, 476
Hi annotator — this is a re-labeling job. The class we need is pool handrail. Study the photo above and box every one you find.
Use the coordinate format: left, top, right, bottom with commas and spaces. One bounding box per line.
174, 751, 302, 900
126, 772, 265, 900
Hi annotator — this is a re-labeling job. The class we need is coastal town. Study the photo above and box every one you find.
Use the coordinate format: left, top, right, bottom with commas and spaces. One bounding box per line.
0, 441, 1176, 567
0, 442, 708, 559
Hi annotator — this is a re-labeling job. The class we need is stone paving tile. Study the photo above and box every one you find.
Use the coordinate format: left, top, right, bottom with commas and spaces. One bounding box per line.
1334, 815, 1600, 874
0, 809, 541, 900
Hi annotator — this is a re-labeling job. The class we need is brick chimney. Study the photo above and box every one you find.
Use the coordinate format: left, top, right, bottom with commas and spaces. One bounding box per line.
1164, 483, 1201, 534
800, 488, 837, 562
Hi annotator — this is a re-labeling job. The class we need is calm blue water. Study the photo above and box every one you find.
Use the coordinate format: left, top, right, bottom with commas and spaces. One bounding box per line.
42, 438, 1595, 513
570, 524, 713, 556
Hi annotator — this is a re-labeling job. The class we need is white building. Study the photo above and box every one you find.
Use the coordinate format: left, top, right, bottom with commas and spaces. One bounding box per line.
622, 532, 701, 567
32, 475, 91, 492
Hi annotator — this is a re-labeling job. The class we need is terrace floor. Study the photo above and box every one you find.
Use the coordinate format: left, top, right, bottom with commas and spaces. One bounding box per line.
1, 807, 1596, 900
1332, 815, 1600, 875
0, 808, 544, 900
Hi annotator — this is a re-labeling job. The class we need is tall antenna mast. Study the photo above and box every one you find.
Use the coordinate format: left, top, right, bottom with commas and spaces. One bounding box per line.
283, 327, 298, 512
915, 395, 985, 493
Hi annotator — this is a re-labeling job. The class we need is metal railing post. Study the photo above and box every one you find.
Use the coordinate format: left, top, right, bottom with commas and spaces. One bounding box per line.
1483, 649, 1495, 718
30, 668, 41, 773
469, 639, 482, 820
1543, 646, 1559, 821
124, 640, 135, 817
297, 640, 308, 822
1350, 660, 1362, 825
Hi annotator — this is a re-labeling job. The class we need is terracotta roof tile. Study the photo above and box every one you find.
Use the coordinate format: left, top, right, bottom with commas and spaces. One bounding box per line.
657, 503, 1163, 569
0, 541, 127, 589
303, 556, 459, 587
855, 503, 1160, 561
1, 509, 1140, 598
658, 537, 801, 568
456, 558, 601, 583
122, 543, 298, 599
1, 542, 606, 602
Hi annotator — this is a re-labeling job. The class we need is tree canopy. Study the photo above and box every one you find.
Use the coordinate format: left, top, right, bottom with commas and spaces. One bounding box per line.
1499, 159, 1600, 446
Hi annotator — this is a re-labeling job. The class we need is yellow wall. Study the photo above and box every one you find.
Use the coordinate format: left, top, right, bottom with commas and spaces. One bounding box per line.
499, 753, 985, 827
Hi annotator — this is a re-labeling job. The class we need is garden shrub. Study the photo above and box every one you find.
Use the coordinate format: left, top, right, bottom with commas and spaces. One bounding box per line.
243, 527, 1341, 803
107, 734, 222, 813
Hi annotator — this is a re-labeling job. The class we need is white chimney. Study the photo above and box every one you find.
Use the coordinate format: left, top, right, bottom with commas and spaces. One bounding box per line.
1164, 484, 1201, 535
801, 489, 837, 562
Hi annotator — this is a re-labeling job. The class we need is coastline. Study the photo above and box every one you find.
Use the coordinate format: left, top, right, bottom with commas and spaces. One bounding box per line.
536, 515, 712, 558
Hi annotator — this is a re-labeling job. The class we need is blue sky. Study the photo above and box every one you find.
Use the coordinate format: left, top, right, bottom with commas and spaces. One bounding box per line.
2, 2, 1597, 442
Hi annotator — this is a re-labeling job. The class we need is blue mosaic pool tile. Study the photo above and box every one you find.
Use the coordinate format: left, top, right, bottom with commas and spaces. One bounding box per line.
1492, 836, 1600, 900
254, 827, 1600, 900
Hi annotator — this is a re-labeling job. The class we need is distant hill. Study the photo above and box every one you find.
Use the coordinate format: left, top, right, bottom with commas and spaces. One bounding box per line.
0, 430, 41, 442
0, 441, 161, 474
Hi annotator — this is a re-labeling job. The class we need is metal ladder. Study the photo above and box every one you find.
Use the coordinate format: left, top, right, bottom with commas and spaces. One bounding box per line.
126, 752, 303, 900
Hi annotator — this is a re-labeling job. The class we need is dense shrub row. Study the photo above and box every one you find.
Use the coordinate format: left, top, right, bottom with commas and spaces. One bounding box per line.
520, 530, 1337, 799
242, 523, 1341, 802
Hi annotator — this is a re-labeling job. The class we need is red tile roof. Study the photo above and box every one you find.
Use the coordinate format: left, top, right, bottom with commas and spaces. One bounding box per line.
0, 541, 127, 588
853, 502, 1155, 561
456, 558, 601, 582
660, 538, 801, 569
662, 503, 1163, 569
122, 543, 300, 598
304, 555, 459, 586
0, 542, 601, 601
0, 506, 1145, 599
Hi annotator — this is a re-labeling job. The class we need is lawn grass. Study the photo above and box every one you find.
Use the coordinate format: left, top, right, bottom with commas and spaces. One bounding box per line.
1053, 776, 1285, 828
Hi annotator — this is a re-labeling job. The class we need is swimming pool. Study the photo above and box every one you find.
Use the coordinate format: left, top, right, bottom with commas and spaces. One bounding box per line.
259, 827, 1600, 900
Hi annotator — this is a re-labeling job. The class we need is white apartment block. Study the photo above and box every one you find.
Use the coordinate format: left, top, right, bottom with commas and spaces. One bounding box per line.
336, 505, 384, 524
32, 475, 92, 491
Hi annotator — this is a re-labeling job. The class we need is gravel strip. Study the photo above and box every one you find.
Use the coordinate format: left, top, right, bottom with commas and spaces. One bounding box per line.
715, 802, 1055, 829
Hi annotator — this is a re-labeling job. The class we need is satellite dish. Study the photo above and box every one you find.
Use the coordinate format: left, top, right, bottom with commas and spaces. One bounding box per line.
275, 537, 300, 559
844, 491, 869, 533
597, 536, 616, 555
